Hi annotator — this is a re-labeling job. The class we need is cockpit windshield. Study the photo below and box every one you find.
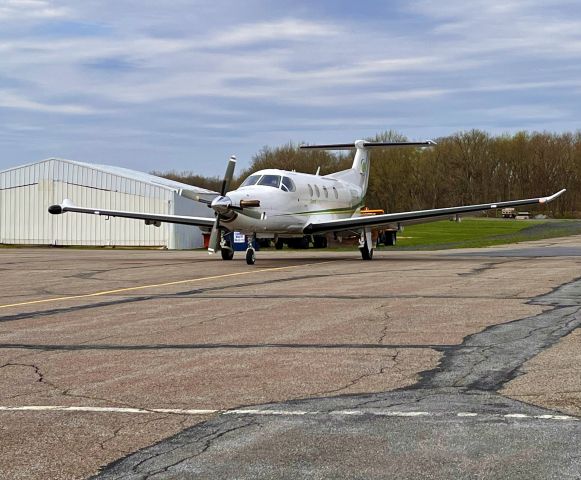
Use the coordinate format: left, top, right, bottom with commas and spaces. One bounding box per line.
240, 175, 261, 187
257, 175, 281, 188
240, 174, 289, 190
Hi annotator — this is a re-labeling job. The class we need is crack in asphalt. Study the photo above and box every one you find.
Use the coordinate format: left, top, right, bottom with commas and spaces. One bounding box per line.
96, 418, 257, 480
141, 419, 258, 480
374, 304, 392, 345
0, 362, 46, 384
313, 350, 401, 396
456, 258, 530, 278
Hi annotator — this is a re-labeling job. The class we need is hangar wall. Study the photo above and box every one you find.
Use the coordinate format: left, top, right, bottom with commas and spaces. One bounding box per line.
0, 158, 214, 249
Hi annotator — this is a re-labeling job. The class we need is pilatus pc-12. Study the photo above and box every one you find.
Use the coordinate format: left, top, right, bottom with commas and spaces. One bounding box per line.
49, 140, 565, 264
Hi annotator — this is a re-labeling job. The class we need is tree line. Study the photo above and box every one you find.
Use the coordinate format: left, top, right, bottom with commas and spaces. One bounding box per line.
154, 130, 581, 218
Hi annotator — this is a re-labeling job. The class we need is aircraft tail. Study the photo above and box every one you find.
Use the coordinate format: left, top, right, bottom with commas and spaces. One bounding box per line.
300, 139, 435, 197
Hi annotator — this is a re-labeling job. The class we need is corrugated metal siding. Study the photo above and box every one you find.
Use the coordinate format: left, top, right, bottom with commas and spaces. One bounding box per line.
0, 158, 209, 248
172, 194, 210, 249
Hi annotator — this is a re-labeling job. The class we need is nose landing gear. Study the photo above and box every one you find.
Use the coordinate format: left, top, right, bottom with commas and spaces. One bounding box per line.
220, 242, 234, 261
245, 235, 256, 265
245, 248, 256, 265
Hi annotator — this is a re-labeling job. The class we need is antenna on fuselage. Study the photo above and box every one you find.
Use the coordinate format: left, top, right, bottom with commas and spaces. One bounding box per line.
315, 167, 321, 176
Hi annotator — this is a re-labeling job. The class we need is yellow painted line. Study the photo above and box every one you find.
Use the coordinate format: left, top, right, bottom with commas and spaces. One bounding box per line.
0, 260, 335, 310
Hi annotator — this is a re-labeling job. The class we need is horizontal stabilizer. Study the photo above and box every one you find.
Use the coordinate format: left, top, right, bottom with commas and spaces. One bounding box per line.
300, 140, 436, 150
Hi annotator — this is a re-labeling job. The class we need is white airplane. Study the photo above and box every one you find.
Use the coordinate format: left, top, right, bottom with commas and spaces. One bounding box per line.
48, 140, 566, 265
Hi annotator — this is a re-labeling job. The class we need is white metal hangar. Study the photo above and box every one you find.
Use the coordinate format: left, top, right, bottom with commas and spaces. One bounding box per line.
0, 158, 216, 249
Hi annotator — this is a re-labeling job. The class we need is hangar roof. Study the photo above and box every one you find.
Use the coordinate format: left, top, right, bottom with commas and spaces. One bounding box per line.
0, 157, 218, 195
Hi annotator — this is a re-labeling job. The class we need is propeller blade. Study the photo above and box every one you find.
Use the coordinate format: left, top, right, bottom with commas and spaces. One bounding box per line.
233, 208, 263, 220
220, 155, 236, 196
208, 218, 221, 253
179, 189, 214, 204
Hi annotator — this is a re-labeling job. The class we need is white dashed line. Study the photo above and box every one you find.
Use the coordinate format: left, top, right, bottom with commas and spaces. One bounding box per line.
0, 405, 577, 421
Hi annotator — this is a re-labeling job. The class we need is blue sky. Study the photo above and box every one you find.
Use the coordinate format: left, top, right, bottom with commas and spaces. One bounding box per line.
1, 0, 580, 176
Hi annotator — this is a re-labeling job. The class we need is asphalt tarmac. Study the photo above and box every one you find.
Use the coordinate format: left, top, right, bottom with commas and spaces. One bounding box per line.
0, 237, 580, 479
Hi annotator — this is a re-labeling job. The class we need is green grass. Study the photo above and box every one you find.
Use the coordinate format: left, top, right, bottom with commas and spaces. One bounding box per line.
389, 218, 581, 250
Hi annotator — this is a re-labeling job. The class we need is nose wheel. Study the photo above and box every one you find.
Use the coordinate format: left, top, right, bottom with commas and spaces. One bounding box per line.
221, 245, 234, 260
220, 237, 234, 260
245, 235, 256, 265
245, 248, 256, 265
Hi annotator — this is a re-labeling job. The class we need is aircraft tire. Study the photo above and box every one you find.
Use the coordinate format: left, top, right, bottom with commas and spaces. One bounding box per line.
385, 231, 397, 246
246, 249, 256, 265
275, 239, 284, 250
360, 243, 373, 260
313, 235, 327, 248
221, 247, 234, 260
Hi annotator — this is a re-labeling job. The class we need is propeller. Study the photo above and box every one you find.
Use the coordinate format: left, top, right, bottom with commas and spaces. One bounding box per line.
207, 155, 237, 253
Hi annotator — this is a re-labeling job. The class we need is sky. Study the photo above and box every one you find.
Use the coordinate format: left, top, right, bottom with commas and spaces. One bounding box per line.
1, 0, 580, 176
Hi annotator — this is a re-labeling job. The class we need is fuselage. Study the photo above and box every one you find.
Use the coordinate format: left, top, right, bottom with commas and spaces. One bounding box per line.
221, 169, 364, 236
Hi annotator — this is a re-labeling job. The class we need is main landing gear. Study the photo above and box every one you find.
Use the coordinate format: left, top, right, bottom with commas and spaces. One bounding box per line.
359, 229, 374, 260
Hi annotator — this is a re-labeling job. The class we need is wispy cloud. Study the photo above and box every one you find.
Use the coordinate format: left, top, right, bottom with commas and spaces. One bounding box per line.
0, 90, 104, 114
210, 18, 340, 47
0, 0, 69, 21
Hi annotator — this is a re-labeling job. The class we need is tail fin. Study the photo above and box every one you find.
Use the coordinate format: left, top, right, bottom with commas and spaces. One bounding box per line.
352, 140, 371, 195
300, 139, 435, 197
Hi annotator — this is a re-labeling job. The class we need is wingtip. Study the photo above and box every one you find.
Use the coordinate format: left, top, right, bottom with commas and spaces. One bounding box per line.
48, 204, 62, 215
539, 188, 566, 204
48, 198, 75, 214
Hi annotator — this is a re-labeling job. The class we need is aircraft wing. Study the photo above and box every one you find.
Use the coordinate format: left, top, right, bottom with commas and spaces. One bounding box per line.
303, 189, 566, 234
48, 199, 215, 228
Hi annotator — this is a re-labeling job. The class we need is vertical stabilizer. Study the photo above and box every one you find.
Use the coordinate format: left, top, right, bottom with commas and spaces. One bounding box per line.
351, 140, 371, 196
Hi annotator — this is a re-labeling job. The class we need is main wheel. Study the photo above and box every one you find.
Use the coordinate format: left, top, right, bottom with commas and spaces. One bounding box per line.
313, 236, 327, 248
275, 239, 284, 250
385, 231, 397, 246
360, 243, 373, 260
246, 248, 256, 265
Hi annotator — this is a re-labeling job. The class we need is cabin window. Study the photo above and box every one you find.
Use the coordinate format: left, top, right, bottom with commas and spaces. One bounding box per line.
257, 175, 281, 188
308, 184, 313, 196
281, 177, 296, 192
323, 186, 329, 198
333, 186, 338, 199
240, 175, 261, 187
314, 185, 320, 197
